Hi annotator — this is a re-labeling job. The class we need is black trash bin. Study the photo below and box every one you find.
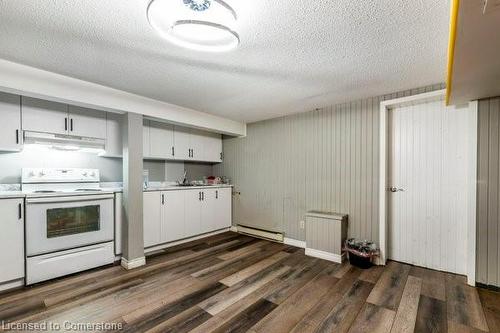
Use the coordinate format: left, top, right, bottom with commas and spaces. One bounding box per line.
345, 239, 378, 269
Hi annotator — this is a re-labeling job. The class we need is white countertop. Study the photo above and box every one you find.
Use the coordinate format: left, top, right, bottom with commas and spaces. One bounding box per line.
0, 184, 233, 199
0, 191, 25, 199
144, 184, 233, 192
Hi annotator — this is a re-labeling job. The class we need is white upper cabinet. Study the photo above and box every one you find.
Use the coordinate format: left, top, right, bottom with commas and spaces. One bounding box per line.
22, 97, 107, 138
149, 121, 174, 159
22, 97, 68, 135
189, 129, 206, 161
0, 198, 25, 283
67, 106, 106, 138
103, 112, 123, 157
204, 132, 223, 162
0, 92, 22, 151
173, 126, 191, 160
172, 127, 223, 162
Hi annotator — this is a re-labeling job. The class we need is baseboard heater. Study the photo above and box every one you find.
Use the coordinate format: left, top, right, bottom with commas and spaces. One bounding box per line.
236, 225, 284, 242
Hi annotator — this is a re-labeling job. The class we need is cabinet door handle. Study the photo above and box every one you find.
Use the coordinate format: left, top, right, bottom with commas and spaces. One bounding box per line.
16, 129, 19, 144
172, 146, 175, 156
198, 191, 201, 201
18, 203, 22, 220
65, 118, 68, 131
70, 119, 73, 131
202, 192, 204, 201
220, 152, 223, 160
216, 190, 218, 199
162, 194, 165, 205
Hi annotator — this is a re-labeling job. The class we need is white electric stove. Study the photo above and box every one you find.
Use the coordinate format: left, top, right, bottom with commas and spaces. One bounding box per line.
22, 168, 115, 285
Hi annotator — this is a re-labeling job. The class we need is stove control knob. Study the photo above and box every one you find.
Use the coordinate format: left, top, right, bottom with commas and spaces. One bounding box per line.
82, 172, 88, 177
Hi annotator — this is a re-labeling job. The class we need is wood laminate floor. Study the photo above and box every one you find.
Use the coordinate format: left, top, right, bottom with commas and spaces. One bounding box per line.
0, 232, 498, 332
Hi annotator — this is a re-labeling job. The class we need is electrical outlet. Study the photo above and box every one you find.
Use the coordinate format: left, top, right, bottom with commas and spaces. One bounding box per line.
299, 220, 305, 229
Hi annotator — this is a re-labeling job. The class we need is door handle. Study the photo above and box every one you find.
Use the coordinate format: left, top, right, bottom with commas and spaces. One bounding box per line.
15, 129, 19, 144
199, 191, 201, 201
18, 203, 22, 220
161, 194, 164, 205
202, 192, 204, 201
172, 146, 175, 156
70, 119, 73, 131
65, 118, 68, 131
389, 187, 405, 193
216, 190, 218, 199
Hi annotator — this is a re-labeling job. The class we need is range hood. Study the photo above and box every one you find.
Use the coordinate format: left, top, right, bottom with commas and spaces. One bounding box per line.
23, 131, 105, 151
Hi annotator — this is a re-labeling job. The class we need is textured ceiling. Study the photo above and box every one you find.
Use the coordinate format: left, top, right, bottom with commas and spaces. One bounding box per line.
0, 0, 450, 123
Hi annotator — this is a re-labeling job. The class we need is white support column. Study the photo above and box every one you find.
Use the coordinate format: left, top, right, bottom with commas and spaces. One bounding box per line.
121, 112, 146, 269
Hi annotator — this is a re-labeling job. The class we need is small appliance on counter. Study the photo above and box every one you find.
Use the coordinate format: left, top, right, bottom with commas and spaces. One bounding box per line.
143, 169, 150, 189
22, 168, 115, 285
204, 176, 230, 185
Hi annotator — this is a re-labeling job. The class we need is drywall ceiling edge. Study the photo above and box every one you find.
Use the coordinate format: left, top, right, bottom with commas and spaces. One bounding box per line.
0, 59, 246, 136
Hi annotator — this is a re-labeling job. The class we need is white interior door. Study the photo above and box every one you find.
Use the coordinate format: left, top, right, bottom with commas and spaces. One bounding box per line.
388, 98, 475, 275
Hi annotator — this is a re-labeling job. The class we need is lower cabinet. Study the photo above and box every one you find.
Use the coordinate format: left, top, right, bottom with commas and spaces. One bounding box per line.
184, 190, 202, 238
143, 188, 232, 249
215, 188, 232, 230
162, 191, 185, 242
0, 198, 25, 284
143, 191, 162, 248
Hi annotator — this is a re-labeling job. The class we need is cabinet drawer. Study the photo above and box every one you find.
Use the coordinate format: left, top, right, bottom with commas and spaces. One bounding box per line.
26, 242, 114, 285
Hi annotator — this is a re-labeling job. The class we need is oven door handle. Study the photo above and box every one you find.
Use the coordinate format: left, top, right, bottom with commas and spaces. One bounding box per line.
26, 194, 114, 204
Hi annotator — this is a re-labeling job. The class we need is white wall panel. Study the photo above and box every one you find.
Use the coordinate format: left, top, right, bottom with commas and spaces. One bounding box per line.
215, 84, 445, 241
477, 97, 500, 287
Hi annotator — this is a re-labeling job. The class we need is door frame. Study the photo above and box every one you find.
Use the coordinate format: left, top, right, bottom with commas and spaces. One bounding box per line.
378, 89, 478, 286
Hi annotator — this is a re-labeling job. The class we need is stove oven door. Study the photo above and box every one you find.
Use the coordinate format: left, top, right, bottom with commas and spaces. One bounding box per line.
25, 194, 114, 256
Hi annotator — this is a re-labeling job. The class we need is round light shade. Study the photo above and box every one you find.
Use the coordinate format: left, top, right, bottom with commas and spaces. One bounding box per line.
147, 0, 239, 52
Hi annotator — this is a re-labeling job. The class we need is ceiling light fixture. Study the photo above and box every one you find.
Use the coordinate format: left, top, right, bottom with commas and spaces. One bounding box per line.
147, 0, 239, 52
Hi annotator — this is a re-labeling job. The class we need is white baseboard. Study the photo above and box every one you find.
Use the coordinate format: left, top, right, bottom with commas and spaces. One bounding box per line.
236, 225, 284, 242
284, 237, 306, 248
305, 248, 343, 263
144, 228, 230, 254
121, 256, 146, 270
0, 279, 24, 293
230, 226, 238, 232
